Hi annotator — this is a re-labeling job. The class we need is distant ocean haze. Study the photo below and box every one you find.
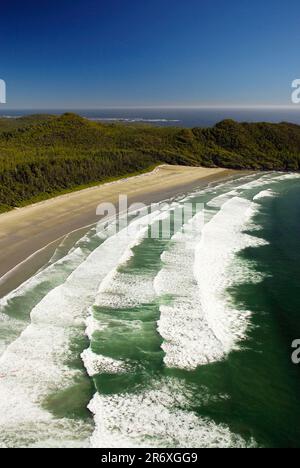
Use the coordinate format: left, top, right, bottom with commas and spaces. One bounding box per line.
2, 107, 300, 127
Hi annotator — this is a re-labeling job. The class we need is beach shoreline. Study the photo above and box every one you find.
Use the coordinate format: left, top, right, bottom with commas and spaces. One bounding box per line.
0, 165, 236, 297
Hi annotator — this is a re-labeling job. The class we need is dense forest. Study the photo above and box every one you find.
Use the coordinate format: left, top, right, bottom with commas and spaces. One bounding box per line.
0, 113, 300, 212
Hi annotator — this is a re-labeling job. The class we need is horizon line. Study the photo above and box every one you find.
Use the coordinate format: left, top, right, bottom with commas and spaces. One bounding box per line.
1, 105, 300, 111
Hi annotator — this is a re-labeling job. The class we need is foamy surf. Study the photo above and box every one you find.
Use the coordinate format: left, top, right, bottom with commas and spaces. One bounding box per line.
154, 210, 226, 368
88, 378, 256, 448
0, 246, 88, 358
82, 208, 174, 388
82, 348, 129, 376
85, 175, 278, 448
0, 209, 167, 447
253, 189, 277, 200
2, 170, 298, 448
194, 197, 267, 352
155, 193, 268, 370
0, 218, 119, 359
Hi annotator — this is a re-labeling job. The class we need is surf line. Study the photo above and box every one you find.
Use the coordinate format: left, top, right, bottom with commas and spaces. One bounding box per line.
100, 453, 136, 466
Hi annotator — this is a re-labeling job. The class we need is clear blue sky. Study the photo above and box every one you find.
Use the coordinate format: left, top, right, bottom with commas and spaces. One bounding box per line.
1, 0, 299, 108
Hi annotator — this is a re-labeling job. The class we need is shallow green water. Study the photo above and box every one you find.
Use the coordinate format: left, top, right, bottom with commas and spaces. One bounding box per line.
0, 172, 300, 448
89, 175, 300, 448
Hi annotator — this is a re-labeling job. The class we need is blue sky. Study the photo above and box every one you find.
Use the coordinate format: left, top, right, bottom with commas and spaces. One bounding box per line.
1, 0, 299, 108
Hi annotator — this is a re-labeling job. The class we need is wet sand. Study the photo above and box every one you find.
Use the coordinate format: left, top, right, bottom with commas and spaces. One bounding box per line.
0, 165, 234, 297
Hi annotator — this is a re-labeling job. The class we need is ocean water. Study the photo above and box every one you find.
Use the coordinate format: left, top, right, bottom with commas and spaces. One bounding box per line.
0, 172, 300, 447
2, 107, 300, 127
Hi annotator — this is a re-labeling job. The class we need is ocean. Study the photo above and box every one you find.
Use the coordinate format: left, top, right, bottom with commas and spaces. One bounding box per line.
2, 107, 300, 127
0, 172, 300, 448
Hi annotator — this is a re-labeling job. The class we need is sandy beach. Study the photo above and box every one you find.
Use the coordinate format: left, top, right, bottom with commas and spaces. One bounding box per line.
0, 165, 232, 297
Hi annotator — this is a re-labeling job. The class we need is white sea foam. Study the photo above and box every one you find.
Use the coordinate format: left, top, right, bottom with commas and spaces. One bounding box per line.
0, 247, 89, 360
81, 206, 178, 391
183, 173, 277, 212
273, 173, 300, 181
82, 348, 128, 376
2, 171, 287, 447
253, 189, 277, 200
95, 118, 181, 123
155, 211, 224, 368
82, 209, 173, 390
90, 208, 173, 314
95, 273, 155, 309
236, 173, 277, 190
155, 196, 267, 370
0, 210, 165, 447
194, 197, 266, 353
207, 175, 280, 208
183, 173, 259, 202
0, 247, 86, 310
0, 315, 25, 357
207, 190, 239, 208
237, 172, 300, 191
88, 378, 256, 448
84, 315, 108, 340
207, 174, 280, 207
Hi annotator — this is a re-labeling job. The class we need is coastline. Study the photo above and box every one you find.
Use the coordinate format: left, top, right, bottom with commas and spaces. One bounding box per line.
0, 165, 235, 297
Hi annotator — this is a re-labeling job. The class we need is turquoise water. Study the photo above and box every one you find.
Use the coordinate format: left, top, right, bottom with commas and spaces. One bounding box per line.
0, 172, 299, 448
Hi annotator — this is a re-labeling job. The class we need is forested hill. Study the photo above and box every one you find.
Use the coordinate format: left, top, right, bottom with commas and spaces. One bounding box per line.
0, 113, 300, 212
